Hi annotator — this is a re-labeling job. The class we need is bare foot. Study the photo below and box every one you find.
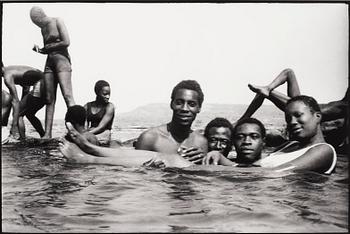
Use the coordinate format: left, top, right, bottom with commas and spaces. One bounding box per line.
59, 139, 95, 164
248, 84, 270, 97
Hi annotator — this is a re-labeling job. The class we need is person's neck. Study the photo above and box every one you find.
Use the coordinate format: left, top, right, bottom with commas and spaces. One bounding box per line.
94, 98, 107, 106
298, 127, 325, 148
167, 121, 192, 143
235, 154, 261, 165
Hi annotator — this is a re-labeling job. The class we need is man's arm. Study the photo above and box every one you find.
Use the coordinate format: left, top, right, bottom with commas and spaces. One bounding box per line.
89, 103, 115, 135
134, 130, 157, 151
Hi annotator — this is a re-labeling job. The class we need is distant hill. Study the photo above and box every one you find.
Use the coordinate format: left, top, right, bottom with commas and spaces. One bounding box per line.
115, 103, 286, 130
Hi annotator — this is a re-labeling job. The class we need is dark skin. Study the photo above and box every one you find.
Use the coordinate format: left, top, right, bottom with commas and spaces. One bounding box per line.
135, 89, 208, 164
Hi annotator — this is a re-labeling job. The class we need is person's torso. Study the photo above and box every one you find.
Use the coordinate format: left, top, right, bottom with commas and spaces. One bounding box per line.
42, 18, 69, 57
150, 125, 206, 154
86, 102, 113, 129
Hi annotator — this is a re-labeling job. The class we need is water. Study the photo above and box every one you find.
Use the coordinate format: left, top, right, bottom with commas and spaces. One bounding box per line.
2, 120, 348, 232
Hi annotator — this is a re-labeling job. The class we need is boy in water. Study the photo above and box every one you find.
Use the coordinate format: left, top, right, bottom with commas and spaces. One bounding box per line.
65, 105, 99, 146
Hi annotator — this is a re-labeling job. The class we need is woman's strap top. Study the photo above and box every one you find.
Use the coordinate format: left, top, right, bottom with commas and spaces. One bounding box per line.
258, 142, 337, 174
86, 102, 113, 130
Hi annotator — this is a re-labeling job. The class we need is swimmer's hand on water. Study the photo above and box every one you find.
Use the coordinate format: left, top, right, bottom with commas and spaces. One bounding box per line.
178, 146, 205, 164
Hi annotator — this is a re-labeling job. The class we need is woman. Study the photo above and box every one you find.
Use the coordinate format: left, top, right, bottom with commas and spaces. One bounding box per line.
84, 80, 115, 145
30, 6, 75, 139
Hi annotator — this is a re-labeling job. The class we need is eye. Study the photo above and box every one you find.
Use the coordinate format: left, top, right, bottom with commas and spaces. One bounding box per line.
174, 100, 184, 105
235, 134, 244, 140
188, 101, 198, 107
250, 134, 260, 139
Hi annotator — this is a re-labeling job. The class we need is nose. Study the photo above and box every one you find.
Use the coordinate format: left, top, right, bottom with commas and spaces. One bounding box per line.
180, 103, 190, 111
242, 136, 252, 144
215, 141, 223, 149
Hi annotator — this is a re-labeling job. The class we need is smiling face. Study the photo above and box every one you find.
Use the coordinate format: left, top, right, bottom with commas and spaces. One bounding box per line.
285, 101, 321, 141
207, 127, 232, 157
170, 89, 201, 127
97, 86, 111, 104
233, 123, 265, 163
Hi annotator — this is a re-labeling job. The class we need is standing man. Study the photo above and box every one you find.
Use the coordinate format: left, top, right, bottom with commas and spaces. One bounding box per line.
2, 64, 44, 139
135, 80, 208, 163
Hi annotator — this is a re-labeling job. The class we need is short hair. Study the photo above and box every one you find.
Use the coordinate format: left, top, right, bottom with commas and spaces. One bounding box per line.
94, 80, 110, 95
65, 105, 86, 126
171, 80, 204, 107
286, 95, 321, 113
204, 117, 234, 143
30, 6, 47, 25
233, 117, 266, 138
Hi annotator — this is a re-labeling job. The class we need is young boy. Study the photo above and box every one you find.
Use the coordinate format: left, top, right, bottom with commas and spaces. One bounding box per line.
65, 105, 99, 145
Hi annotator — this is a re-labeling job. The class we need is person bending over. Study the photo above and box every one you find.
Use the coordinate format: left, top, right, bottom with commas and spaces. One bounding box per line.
18, 79, 46, 139
2, 64, 44, 139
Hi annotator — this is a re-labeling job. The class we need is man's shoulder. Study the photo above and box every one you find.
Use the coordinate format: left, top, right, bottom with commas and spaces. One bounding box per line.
139, 124, 167, 138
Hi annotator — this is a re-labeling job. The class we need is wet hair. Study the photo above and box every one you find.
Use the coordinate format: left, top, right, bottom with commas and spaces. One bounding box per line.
286, 95, 321, 113
94, 80, 110, 95
171, 80, 204, 107
21, 70, 44, 86
204, 117, 234, 143
233, 117, 266, 138
30, 6, 47, 25
65, 105, 86, 126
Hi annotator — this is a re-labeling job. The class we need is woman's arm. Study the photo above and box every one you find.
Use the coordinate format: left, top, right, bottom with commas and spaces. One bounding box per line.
272, 144, 335, 174
89, 103, 115, 135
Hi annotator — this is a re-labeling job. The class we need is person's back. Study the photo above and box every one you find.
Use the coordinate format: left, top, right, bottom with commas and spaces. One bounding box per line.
65, 105, 99, 145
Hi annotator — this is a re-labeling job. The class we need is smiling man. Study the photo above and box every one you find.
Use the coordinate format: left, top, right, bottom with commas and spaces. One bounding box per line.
134, 80, 208, 164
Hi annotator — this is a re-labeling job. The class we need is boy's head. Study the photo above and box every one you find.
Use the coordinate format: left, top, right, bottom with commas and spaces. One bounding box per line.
204, 117, 234, 157
233, 117, 266, 163
65, 105, 86, 127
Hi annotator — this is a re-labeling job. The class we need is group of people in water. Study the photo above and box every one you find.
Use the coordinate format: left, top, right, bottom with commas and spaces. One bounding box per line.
2, 6, 348, 175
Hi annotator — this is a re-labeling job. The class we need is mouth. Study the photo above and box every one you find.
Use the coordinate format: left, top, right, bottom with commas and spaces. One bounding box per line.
240, 148, 254, 153
177, 115, 193, 120
290, 127, 302, 134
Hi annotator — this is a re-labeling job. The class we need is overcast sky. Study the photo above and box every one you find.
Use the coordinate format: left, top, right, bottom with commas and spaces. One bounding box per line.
2, 3, 348, 119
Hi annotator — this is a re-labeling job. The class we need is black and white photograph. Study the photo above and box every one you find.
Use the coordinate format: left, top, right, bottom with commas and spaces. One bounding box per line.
1, 2, 348, 233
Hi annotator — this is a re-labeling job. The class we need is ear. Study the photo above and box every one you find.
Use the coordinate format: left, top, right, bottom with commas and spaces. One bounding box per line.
314, 111, 322, 123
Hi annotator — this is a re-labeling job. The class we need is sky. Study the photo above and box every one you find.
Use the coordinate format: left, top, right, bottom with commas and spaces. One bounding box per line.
2, 2, 348, 119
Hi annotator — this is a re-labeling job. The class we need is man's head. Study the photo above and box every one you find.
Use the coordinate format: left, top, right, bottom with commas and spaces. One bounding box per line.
30, 6, 47, 27
285, 95, 322, 142
204, 117, 234, 157
233, 117, 266, 164
170, 80, 204, 126
65, 105, 86, 127
94, 80, 111, 104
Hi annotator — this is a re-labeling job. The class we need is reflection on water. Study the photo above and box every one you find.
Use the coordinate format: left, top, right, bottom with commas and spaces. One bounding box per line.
2, 138, 349, 232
